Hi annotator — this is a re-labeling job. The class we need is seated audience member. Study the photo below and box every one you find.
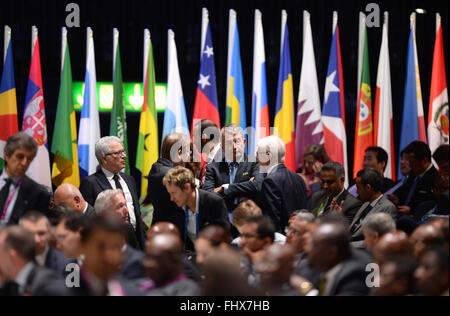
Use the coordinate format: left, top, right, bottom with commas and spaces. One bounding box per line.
162, 166, 230, 250
147, 222, 201, 283
430, 218, 449, 246
232, 199, 286, 247
361, 213, 397, 250
0, 226, 67, 296
350, 168, 397, 248
348, 146, 395, 196
53, 183, 95, 216
385, 149, 413, 195
19, 211, 73, 277
432, 144, 449, 173
256, 136, 307, 232
297, 144, 330, 197
257, 244, 300, 296
195, 225, 231, 268
285, 211, 315, 268
307, 161, 362, 224
202, 247, 261, 296
202, 124, 264, 216
46, 204, 73, 248
414, 171, 449, 224
146, 133, 191, 228
141, 234, 200, 296
94, 189, 139, 249
410, 224, 444, 260
373, 256, 418, 296
70, 215, 141, 296
55, 211, 86, 263
415, 246, 449, 296
0, 132, 51, 225
373, 231, 414, 266
390, 141, 438, 216
294, 216, 373, 296
80, 136, 145, 250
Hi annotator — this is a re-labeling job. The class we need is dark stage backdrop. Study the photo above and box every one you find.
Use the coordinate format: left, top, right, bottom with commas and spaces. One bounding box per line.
1, 0, 449, 190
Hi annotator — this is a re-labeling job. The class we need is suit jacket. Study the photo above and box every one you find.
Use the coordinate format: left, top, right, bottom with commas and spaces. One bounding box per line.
79, 168, 145, 250
84, 203, 96, 216
120, 246, 145, 280
308, 189, 362, 224
22, 263, 69, 296
0, 172, 51, 225
45, 246, 75, 277
258, 164, 308, 232
294, 248, 374, 296
202, 154, 263, 211
394, 165, 439, 214
349, 195, 397, 248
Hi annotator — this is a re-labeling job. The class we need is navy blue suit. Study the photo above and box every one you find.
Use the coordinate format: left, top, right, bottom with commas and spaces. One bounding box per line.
120, 246, 145, 280
44, 247, 75, 277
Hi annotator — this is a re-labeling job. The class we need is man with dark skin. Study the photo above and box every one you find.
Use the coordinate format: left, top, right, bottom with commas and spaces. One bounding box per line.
257, 244, 299, 296
373, 231, 414, 265
415, 246, 449, 296
410, 224, 444, 260
195, 225, 231, 267
373, 256, 418, 296
142, 234, 200, 296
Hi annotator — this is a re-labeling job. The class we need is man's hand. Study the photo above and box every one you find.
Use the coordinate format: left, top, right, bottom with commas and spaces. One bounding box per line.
387, 194, 400, 205
397, 205, 411, 215
214, 186, 224, 194
330, 198, 344, 213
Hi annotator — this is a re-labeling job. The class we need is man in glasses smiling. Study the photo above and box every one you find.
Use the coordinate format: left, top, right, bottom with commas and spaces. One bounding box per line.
80, 136, 146, 250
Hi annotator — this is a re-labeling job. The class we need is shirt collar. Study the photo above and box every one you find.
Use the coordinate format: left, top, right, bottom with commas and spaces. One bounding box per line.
35, 245, 50, 266
267, 164, 282, 175
184, 188, 199, 214
15, 262, 34, 289
101, 167, 116, 180
82, 202, 89, 214
370, 194, 384, 208
0, 170, 21, 186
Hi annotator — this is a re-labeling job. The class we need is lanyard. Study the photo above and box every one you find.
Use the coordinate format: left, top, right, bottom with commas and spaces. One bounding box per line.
1, 178, 23, 220
184, 208, 199, 246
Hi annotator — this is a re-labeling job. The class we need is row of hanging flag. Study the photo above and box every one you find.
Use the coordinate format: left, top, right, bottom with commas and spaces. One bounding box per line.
0, 9, 448, 197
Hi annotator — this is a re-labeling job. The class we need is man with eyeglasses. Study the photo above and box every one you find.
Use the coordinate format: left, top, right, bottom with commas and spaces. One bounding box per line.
80, 136, 146, 250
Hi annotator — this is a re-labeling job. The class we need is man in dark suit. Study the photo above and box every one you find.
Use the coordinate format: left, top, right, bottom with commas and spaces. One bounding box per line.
0, 132, 51, 226
203, 124, 264, 216
79, 136, 145, 250
18, 211, 73, 277
256, 136, 307, 232
146, 133, 191, 229
0, 226, 68, 296
54, 183, 95, 216
349, 168, 397, 248
294, 218, 373, 296
163, 166, 230, 250
390, 141, 439, 217
308, 162, 362, 224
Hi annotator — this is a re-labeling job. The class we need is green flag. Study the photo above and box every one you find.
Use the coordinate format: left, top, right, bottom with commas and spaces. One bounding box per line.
110, 28, 129, 174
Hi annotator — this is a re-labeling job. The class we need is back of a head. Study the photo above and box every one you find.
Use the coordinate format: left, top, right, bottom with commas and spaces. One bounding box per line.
196, 119, 220, 144
257, 135, 286, 164
148, 233, 183, 255
233, 199, 262, 228
2, 226, 36, 262
80, 214, 125, 244
375, 231, 413, 262
295, 210, 315, 223
363, 212, 396, 237
47, 204, 74, 226
315, 220, 351, 259
304, 144, 330, 163
198, 225, 232, 247
404, 141, 431, 161
61, 210, 88, 233
147, 222, 181, 240
432, 144, 449, 165
18, 210, 49, 227
161, 133, 190, 161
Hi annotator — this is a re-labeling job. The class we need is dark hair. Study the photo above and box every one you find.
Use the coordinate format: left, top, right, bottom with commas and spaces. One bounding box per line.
404, 141, 432, 161
244, 216, 275, 242
432, 144, 449, 164
2, 226, 36, 261
365, 146, 389, 171
4, 132, 37, 159
321, 161, 345, 177
357, 167, 384, 192
423, 246, 449, 271
47, 204, 74, 226
384, 256, 418, 291
62, 211, 88, 233
303, 144, 330, 163
195, 119, 220, 143
198, 225, 232, 247
160, 133, 190, 161
81, 215, 125, 243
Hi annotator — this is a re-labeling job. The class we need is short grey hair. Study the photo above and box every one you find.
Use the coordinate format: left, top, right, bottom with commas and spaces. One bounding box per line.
4, 132, 37, 158
94, 189, 123, 215
295, 210, 315, 223
321, 161, 346, 177
257, 136, 286, 163
95, 136, 122, 164
221, 123, 244, 142
362, 212, 396, 236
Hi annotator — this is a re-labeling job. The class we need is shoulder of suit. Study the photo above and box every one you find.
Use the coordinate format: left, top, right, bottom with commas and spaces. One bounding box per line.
22, 176, 51, 195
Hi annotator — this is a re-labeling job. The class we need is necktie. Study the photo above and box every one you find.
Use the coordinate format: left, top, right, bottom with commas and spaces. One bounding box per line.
351, 204, 373, 234
404, 176, 419, 206
229, 162, 239, 184
113, 174, 123, 192
200, 162, 208, 185
0, 178, 12, 216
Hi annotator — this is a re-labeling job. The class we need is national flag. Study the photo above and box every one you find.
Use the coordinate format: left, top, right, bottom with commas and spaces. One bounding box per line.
374, 13, 396, 181
22, 26, 51, 188
398, 13, 427, 178
136, 29, 159, 197
428, 13, 449, 154
110, 28, 129, 174
250, 9, 270, 156
353, 14, 373, 178
322, 12, 348, 185
225, 9, 247, 131
0, 26, 19, 169
162, 29, 189, 140
192, 8, 221, 135
78, 27, 101, 179
51, 27, 80, 187
295, 11, 323, 171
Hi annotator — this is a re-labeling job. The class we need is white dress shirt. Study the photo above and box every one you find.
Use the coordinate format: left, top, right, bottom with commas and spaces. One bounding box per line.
184, 188, 200, 244
35, 245, 50, 266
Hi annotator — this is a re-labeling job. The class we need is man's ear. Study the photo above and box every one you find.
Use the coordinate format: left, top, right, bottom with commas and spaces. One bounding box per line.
74, 196, 81, 205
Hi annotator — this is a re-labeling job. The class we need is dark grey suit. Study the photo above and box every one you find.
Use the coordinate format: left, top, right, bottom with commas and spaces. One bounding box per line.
349, 195, 397, 248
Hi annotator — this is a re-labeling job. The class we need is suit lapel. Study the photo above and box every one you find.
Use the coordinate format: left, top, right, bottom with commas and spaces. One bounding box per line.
350, 202, 369, 228
9, 177, 31, 224
95, 170, 113, 191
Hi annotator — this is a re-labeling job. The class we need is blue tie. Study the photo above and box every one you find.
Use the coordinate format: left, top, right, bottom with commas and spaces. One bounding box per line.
229, 162, 239, 184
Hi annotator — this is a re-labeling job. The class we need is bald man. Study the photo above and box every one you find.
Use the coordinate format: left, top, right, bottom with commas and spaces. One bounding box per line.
54, 183, 95, 216
373, 231, 414, 265
141, 234, 201, 296
257, 244, 299, 296
410, 224, 444, 260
